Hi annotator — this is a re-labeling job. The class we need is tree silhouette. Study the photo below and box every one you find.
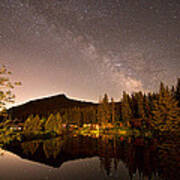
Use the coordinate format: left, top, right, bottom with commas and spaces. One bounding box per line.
24, 115, 43, 132
0, 65, 21, 116
121, 91, 133, 123
151, 82, 180, 135
97, 94, 111, 126
111, 97, 115, 125
45, 113, 63, 135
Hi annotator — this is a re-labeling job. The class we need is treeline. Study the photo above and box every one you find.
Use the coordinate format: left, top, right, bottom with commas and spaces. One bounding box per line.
119, 79, 180, 135
23, 113, 63, 135
23, 78, 180, 135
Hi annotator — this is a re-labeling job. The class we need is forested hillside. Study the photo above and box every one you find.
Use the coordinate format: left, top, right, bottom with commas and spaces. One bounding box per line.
8, 94, 97, 120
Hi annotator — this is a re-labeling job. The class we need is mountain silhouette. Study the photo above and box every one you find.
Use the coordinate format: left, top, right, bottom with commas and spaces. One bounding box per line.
8, 94, 97, 121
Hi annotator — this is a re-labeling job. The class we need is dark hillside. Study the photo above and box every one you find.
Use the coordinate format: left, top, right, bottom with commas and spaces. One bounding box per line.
8, 94, 97, 121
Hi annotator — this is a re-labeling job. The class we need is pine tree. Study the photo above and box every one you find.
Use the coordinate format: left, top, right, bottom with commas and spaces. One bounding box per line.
97, 97, 103, 125
143, 95, 152, 128
171, 85, 175, 97
137, 92, 146, 119
33, 114, 44, 131
130, 93, 138, 118
24, 115, 43, 132
111, 97, 115, 125
45, 113, 63, 135
97, 94, 111, 126
102, 94, 111, 124
62, 111, 69, 124
160, 82, 166, 96
130, 92, 147, 130
121, 91, 133, 122
151, 83, 180, 134
56, 112, 62, 124
23, 115, 33, 132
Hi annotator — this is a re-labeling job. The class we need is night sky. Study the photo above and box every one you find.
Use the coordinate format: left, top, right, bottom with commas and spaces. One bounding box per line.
0, 0, 179, 107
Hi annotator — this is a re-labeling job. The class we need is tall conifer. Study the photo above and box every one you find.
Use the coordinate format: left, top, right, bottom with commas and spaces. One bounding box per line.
121, 91, 133, 122
151, 83, 180, 134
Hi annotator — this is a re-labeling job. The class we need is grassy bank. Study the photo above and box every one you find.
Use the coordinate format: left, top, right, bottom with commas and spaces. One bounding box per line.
0, 124, 154, 147
0, 129, 61, 147
74, 126, 153, 138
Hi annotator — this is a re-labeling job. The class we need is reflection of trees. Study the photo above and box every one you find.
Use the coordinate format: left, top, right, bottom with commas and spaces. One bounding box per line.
157, 138, 180, 180
5, 135, 179, 180
21, 140, 40, 155
99, 138, 115, 176
122, 138, 160, 179
98, 137, 168, 179
43, 137, 64, 159
100, 157, 112, 176
18, 136, 180, 180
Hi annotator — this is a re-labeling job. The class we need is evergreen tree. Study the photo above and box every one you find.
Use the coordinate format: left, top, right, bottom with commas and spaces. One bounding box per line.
102, 94, 111, 124
121, 91, 133, 122
151, 83, 180, 134
111, 97, 115, 125
137, 92, 146, 119
24, 115, 43, 132
130, 92, 147, 130
33, 114, 44, 131
160, 82, 166, 96
130, 93, 138, 118
45, 113, 62, 135
143, 95, 152, 128
97, 94, 111, 126
131, 92, 145, 119
56, 112, 62, 124
24, 115, 32, 131
171, 85, 175, 97
62, 110, 69, 124
97, 97, 103, 125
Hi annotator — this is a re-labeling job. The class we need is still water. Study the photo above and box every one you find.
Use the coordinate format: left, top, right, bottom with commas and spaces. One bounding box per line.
0, 135, 179, 180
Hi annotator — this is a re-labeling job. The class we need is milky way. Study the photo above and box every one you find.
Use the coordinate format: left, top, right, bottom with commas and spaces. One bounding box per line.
0, 0, 180, 106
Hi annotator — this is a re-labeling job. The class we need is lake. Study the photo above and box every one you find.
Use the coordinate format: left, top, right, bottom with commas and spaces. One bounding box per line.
0, 135, 179, 180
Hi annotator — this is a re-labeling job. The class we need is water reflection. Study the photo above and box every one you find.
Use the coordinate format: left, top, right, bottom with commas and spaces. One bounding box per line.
1, 135, 179, 180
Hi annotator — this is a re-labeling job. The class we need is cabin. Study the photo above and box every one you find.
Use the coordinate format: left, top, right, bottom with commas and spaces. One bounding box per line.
82, 123, 100, 130
90, 124, 100, 130
9, 124, 23, 131
101, 123, 114, 129
68, 124, 78, 131
5, 119, 24, 131
83, 124, 91, 128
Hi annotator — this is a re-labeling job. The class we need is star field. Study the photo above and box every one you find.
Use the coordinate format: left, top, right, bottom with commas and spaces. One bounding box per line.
0, 0, 179, 107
